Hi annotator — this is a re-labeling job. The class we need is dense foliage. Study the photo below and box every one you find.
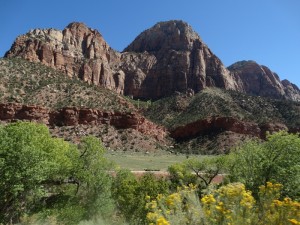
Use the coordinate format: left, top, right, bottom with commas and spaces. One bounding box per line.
227, 131, 300, 199
146, 182, 300, 225
112, 170, 169, 225
0, 122, 299, 224
0, 122, 114, 224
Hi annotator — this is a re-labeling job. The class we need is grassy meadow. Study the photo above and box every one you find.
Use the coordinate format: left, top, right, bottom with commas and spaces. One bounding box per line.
105, 152, 205, 171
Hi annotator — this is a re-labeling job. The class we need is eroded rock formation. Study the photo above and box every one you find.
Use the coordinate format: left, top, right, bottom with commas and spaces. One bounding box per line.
170, 116, 290, 141
228, 61, 300, 101
5, 21, 300, 100
0, 103, 167, 140
5, 22, 124, 94
122, 20, 238, 99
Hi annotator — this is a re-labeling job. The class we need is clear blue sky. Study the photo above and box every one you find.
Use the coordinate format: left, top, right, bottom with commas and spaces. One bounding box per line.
1, 0, 300, 86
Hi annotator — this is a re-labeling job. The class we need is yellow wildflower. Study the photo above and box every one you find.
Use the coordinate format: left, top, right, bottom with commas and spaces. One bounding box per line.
156, 194, 163, 201
156, 216, 170, 225
166, 193, 181, 207
147, 212, 158, 221
201, 194, 216, 204
273, 199, 283, 207
240, 191, 255, 209
288, 218, 300, 225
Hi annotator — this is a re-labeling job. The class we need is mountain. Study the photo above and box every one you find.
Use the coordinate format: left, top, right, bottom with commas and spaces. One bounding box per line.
143, 88, 300, 153
5, 20, 300, 100
5, 22, 124, 94
121, 20, 237, 99
0, 57, 169, 152
2, 20, 300, 154
228, 60, 300, 101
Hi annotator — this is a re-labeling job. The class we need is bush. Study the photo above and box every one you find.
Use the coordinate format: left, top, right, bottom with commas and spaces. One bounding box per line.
0, 122, 114, 224
145, 182, 300, 225
112, 170, 169, 225
227, 131, 300, 199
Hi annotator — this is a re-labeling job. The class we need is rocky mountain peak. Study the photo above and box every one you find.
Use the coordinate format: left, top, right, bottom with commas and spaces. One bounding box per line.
121, 20, 238, 99
4, 20, 300, 101
5, 22, 125, 94
124, 20, 201, 53
228, 60, 300, 101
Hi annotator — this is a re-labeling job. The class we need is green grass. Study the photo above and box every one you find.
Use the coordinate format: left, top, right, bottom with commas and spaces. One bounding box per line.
105, 152, 204, 171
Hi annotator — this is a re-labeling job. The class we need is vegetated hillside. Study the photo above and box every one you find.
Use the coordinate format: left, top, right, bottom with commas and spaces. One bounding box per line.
142, 88, 300, 154
0, 57, 170, 153
144, 88, 300, 129
0, 57, 132, 111
1, 56, 300, 155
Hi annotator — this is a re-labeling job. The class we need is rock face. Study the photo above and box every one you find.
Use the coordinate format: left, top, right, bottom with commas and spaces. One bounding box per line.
228, 61, 300, 101
5, 21, 300, 100
5, 22, 124, 94
122, 20, 238, 99
170, 116, 289, 141
0, 103, 167, 140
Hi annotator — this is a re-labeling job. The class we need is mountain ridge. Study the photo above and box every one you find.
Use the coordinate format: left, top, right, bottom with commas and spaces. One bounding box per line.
5, 20, 300, 101
1, 57, 300, 154
2, 20, 300, 154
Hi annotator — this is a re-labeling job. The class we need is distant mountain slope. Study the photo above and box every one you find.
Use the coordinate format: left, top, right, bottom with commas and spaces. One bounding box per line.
0, 57, 169, 153
5, 20, 300, 100
0, 57, 131, 111
144, 88, 300, 129
0, 57, 300, 154
142, 88, 300, 154
2, 21, 300, 154
228, 60, 300, 101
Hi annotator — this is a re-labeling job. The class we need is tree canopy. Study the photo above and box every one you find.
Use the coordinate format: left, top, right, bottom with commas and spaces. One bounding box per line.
0, 122, 113, 224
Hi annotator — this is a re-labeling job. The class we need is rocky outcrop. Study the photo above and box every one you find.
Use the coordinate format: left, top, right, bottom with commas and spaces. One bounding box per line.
122, 20, 238, 99
282, 79, 300, 101
4, 21, 239, 100
5, 21, 300, 100
170, 116, 291, 141
228, 61, 300, 101
0, 103, 167, 140
5, 22, 124, 94
259, 122, 288, 139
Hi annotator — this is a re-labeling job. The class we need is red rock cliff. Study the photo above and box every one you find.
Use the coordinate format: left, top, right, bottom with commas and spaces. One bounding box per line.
0, 103, 167, 140
170, 116, 290, 140
5, 22, 124, 94
228, 61, 300, 101
5, 21, 300, 101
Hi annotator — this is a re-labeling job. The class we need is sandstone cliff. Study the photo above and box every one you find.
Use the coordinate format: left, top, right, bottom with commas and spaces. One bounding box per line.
170, 116, 290, 141
5, 22, 125, 94
122, 20, 238, 99
228, 60, 300, 101
5, 21, 300, 100
0, 103, 167, 140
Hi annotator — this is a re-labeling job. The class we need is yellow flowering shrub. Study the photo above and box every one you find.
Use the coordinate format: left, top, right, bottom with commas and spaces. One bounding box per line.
202, 183, 255, 225
146, 184, 203, 225
258, 182, 300, 225
146, 182, 300, 225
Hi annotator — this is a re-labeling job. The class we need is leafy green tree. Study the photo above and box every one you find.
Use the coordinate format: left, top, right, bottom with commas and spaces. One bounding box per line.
168, 156, 225, 196
132, 173, 169, 225
0, 122, 75, 223
112, 169, 139, 221
0, 122, 115, 224
112, 170, 169, 225
185, 157, 225, 188
75, 136, 115, 219
168, 161, 198, 189
227, 131, 300, 199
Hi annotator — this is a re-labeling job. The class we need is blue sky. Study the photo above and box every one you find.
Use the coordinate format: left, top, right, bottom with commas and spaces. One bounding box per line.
1, 0, 300, 86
